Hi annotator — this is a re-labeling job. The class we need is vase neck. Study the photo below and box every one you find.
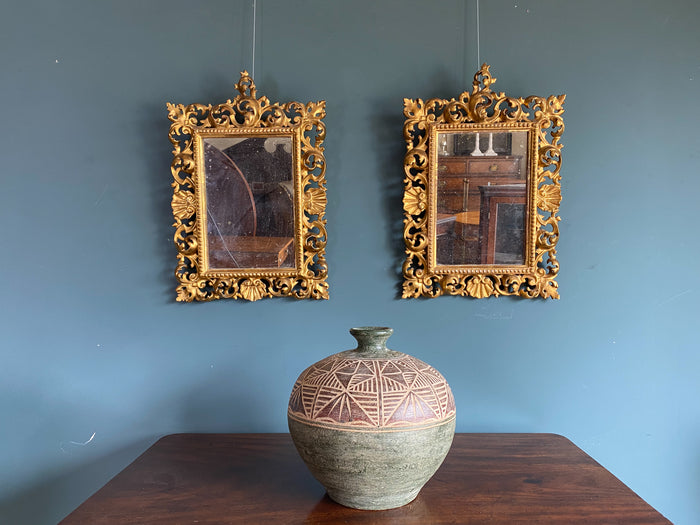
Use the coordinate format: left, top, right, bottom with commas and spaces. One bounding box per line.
350, 327, 393, 355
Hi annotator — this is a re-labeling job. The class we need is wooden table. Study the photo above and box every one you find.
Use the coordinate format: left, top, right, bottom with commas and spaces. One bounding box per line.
60, 433, 670, 524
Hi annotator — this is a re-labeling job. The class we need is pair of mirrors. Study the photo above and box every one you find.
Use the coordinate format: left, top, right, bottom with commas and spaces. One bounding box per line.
167, 65, 564, 301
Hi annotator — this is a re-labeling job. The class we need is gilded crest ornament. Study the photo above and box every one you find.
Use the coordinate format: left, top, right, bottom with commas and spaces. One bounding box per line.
167, 72, 328, 301
402, 64, 565, 299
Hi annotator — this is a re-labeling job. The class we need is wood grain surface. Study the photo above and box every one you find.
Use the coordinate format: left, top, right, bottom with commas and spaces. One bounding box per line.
60, 433, 670, 524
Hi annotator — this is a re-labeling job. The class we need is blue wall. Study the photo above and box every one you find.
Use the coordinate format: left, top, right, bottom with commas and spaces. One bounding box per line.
2, 1, 698, 523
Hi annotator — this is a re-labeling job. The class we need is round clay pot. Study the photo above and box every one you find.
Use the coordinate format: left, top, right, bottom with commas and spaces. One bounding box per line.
287, 326, 456, 510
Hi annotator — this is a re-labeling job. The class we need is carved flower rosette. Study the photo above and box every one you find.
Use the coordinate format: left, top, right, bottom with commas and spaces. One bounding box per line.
402, 64, 565, 299
167, 72, 328, 301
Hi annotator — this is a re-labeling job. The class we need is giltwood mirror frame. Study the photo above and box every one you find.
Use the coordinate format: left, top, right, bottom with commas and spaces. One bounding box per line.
167, 72, 328, 302
402, 64, 565, 299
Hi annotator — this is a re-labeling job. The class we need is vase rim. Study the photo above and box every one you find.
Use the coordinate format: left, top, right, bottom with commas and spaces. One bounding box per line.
349, 326, 393, 335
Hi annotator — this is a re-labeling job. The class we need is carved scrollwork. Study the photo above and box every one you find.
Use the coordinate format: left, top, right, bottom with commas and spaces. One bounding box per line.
402, 64, 565, 299
167, 72, 328, 302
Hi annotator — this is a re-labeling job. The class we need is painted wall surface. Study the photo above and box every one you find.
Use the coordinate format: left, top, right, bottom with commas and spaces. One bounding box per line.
1, 1, 698, 523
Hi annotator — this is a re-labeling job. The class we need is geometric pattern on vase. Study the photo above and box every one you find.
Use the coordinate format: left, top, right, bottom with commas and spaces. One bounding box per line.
288, 355, 456, 428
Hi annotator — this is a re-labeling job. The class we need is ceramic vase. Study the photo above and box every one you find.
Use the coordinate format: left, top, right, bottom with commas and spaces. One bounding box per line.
287, 326, 456, 510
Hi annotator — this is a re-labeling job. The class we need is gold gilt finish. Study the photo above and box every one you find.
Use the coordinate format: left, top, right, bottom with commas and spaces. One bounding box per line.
402, 64, 565, 299
167, 72, 328, 301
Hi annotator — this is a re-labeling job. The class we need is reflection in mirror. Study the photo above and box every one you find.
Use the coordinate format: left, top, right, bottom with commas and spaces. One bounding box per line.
203, 136, 294, 270
436, 130, 528, 266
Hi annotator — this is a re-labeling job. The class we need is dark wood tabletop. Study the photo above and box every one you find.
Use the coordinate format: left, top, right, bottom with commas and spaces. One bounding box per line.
60, 433, 670, 524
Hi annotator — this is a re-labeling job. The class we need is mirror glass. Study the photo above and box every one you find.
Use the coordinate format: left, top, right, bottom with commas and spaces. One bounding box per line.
435, 130, 528, 266
202, 136, 295, 270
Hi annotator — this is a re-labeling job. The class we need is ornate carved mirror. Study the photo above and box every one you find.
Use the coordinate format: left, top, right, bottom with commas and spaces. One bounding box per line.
167, 72, 328, 301
402, 64, 565, 299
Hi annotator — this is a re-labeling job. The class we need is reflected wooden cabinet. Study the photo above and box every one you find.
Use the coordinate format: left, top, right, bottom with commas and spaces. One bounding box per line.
437, 156, 523, 213
436, 155, 525, 265
479, 184, 526, 265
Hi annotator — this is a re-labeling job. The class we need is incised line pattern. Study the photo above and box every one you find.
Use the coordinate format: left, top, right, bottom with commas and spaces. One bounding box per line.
288, 355, 456, 429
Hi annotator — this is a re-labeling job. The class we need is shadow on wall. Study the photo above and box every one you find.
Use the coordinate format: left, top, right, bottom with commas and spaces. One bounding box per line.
370, 97, 409, 299
0, 438, 154, 525
370, 68, 473, 299
143, 101, 181, 303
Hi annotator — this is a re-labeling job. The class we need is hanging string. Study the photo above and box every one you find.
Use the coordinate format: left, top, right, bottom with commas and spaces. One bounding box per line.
251, 0, 257, 79
476, 0, 481, 68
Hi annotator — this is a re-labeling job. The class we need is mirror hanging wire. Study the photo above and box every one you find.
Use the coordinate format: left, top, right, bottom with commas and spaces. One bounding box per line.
251, 0, 257, 80
463, 0, 482, 84
476, 0, 481, 68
